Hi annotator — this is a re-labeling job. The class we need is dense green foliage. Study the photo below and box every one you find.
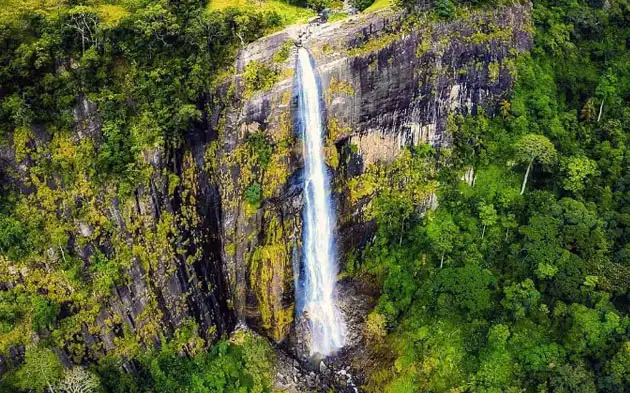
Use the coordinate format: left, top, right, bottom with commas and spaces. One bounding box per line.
97, 331, 275, 393
1, 331, 274, 393
351, 0, 376, 12
356, 0, 630, 391
0, 0, 283, 391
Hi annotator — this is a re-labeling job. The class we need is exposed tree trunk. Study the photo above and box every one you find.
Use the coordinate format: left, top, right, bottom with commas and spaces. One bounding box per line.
598, 96, 605, 122
236, 31, 245, 46
440, 253, 444, 268
520, 159, 533, 195
59, 245, 67, 265
482, 225, 486, 239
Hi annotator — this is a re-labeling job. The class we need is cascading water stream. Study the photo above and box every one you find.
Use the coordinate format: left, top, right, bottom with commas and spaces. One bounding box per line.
295, 47, 346, 357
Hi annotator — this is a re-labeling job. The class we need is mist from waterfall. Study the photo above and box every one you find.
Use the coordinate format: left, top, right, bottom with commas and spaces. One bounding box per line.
295, 47, 346, 357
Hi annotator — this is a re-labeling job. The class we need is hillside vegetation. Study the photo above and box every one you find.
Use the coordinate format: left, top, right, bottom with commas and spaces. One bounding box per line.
354, 0, 630, 392
0, 0, 287, 391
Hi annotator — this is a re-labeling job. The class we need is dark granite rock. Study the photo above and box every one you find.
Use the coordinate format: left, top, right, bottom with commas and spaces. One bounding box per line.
213, 4, 532, 344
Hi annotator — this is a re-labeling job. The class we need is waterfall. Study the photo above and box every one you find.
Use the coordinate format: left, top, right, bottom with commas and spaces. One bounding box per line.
295, 47, 346, 357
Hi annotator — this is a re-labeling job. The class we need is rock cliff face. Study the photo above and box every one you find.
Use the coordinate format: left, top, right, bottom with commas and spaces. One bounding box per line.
213, 4, 531, 345
0, 95, 235, 366
0, 3, 531, 368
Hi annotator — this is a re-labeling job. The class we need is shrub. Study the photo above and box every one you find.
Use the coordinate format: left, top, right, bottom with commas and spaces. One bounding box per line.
245, 182, 262, 207
352, 0, 375, 11
243, 61, 279, 98
307, 0, 330, 12
0, 214, 31, 260
246, 131, 273, 168
364, 311, 387, 343
435, 0, 454, 19
31, 296, 58, 332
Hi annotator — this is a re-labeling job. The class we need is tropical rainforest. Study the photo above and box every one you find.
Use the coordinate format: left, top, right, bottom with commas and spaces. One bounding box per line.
0, 0, 629, 392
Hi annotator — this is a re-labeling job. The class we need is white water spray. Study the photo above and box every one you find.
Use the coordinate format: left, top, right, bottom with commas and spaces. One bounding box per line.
295, 47, 346, 357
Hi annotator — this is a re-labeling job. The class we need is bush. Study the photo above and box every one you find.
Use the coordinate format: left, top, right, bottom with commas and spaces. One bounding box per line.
245, 182, 262, 207
0, 214, 31, 260
243, 61, 279, 98
435, 0, 454, 18
31, 296, 58, 332
307, 0, 331, 12
364, 311, 387, 343
352, 0, 375, 11
246, 131, 273, 168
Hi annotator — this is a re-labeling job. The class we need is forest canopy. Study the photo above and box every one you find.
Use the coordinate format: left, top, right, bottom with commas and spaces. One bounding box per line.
357, 0, 630, 391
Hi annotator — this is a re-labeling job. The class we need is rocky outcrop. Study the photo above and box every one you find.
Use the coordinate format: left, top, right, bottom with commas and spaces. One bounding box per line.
213, 3, 531, 345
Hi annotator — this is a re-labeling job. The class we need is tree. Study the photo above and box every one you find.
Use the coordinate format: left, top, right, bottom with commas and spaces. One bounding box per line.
65, 6, 100, 55
501, 279, 540, 320
478, 202, 498, 239
560, 155, 598, 193
595, 70, 617, 122
604, 342, 630, 390
549, 362, 597, 393
433, 265, 496, 319
57, 367, 101, 393
564, 303, 622, 358
513, 134, 556, 195
425, 210, 459, 268
472, 324, 514, 392
435, 0, 455, 19
15, 346, 63, 393
307, 0, 331, 12
352, 0, 375, 11
133, 2, 180, 49
233, 13, 251, 46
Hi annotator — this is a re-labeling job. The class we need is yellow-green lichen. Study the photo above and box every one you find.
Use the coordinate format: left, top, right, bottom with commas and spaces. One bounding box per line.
272, 40, 294, 63
488, 60, 500, 83
249, 215, 294, 342
326, 78, 355, 105
348, 31, 400, 57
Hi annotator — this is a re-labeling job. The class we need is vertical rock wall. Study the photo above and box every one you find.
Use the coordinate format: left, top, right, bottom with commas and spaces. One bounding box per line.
213, 4, 532, 344
0, 95, 235, 365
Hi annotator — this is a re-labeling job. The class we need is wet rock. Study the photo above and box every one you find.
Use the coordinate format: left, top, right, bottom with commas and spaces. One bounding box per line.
319, 360, 328, 374
78, 222, 92, 237
73, 95, 101, 140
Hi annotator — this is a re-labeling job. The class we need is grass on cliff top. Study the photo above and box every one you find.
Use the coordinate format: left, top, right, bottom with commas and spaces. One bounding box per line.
0, 0, 129, 27
207, 0, 315, 25
363, 0, 391, 12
